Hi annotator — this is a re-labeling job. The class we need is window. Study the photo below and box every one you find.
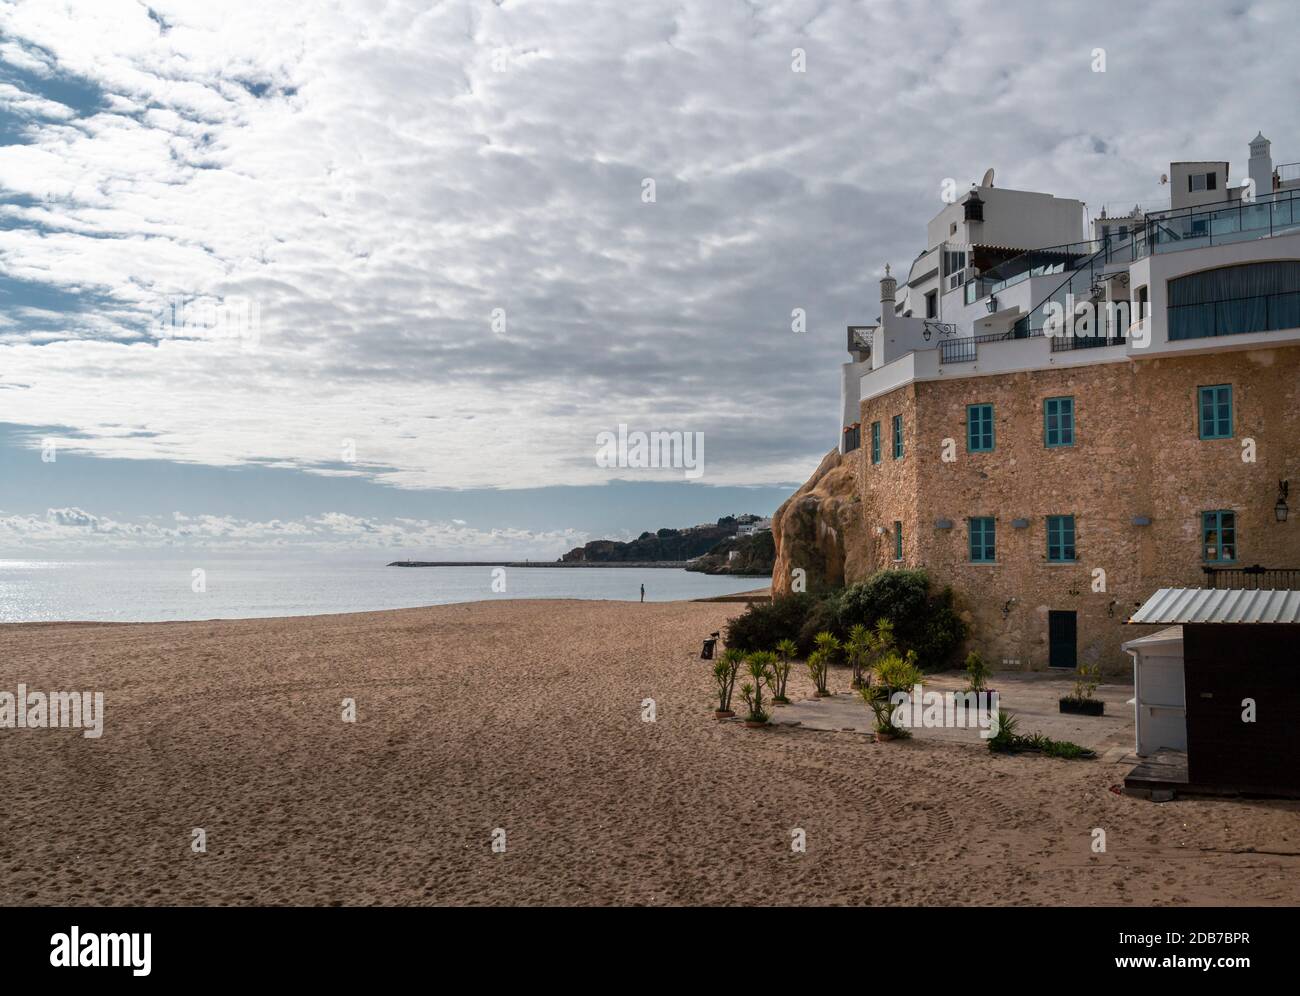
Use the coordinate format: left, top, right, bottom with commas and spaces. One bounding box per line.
1189, 171, 1217, 192
1135, 284, 1148, 331
1168, 261, 1300, 340
925, 290, 938, 319
1044, 396, 1074, 447
1198, 384, 1233, 439
843, 423, 860, 453
966, 403, 994, 452
1202, 510, 1236, 562
969, 517, 996, 562
891, 414, 903, 459
1047, 515, 1076, 562
893, 521, 903, 561
870, 421, 881, 463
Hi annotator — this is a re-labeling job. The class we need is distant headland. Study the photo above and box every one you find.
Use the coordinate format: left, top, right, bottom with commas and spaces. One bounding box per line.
389, 514, 775, 576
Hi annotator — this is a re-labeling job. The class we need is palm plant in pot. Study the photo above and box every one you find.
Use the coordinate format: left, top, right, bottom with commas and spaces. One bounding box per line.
808, 630, 839, 696
845, 624, 870, 689
739, 653, 775, 728
771, 641, 797, 704
713, 648, 745, 719
864, 646, 923, 741
965, 650, 995, 698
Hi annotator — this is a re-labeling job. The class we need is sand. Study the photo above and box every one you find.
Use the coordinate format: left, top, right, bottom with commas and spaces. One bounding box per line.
2, 598, 1298, 906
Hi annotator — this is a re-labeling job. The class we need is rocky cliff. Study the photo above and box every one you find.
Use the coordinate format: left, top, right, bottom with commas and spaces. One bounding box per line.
770, 447, 870, 595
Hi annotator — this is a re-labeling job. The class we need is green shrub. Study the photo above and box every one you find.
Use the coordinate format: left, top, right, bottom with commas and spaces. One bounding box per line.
725, 593, 816, 653
727, 569, 966, 667
987, 709, 1019, 753
987, 709, 1095, 759
837, 570, 966, 669
795, 590, 845, 653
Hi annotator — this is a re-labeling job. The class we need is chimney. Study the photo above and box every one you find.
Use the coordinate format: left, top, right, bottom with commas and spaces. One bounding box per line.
880, 263, 897, 307
1249, 131, 1273, 196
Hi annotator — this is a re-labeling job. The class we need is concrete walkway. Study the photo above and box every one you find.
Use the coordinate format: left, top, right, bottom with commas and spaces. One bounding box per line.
771, 670, 1135, 752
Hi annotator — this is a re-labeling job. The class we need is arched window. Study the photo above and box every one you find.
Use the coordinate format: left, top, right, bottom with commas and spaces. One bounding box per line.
1168, 261, 1300, 340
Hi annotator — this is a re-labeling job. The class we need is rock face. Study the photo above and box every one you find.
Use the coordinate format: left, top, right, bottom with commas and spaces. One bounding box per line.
770, 447, 871, 595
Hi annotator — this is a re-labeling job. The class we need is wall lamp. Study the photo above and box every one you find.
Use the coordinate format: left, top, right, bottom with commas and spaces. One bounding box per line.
1276, 480, 1290, 523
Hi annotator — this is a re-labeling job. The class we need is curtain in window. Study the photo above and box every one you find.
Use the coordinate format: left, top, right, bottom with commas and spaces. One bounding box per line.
1169, 261, 1300, 339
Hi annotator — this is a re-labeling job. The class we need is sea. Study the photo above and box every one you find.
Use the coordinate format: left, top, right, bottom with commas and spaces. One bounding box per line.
0, 559, 765, 624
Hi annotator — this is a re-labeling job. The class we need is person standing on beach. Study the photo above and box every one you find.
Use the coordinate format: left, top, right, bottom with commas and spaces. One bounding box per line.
640, 583, 645, 603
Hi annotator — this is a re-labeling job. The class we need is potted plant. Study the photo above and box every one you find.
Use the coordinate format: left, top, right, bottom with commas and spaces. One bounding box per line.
1059, 662, 1104, 716
713, 648, 744, 719
845, 624, 870, 689
965, 650, 996, 698
806, 649, 831, 697
808, 630, 839, 696
740, 653, 775, 728
860, 642, 922, 741
859, 683, 909, 742
771, 641, 797, 704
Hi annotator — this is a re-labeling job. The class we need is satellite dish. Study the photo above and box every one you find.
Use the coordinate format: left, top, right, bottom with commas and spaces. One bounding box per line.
1159, 173, 1169, 185
981, 168, 995, 188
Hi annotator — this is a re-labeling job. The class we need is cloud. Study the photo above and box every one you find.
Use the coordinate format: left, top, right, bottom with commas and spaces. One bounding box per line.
0, 505, 585, 557
0, 0, 1297, 493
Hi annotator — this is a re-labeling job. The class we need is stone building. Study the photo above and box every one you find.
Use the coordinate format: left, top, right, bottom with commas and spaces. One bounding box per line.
818, 134, 1300, 673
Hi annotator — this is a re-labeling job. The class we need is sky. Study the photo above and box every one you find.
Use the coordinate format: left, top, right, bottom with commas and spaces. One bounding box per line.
1, 0, 1298, 559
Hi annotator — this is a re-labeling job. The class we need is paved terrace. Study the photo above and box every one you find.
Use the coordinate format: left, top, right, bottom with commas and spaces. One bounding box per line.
771, 670, 1135, 754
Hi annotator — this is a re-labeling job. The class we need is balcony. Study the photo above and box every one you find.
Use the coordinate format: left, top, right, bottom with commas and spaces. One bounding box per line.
1142, 186, 1300, 256
1202, 564, 1300, 590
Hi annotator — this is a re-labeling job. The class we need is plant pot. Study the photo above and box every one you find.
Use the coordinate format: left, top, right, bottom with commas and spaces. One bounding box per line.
814, 690, 832, 698
875, 731, 896, 742
714, 709, 735, 720
1059, 696, 1104, 716
772, 696, 790, 705
743, 719, 769, 729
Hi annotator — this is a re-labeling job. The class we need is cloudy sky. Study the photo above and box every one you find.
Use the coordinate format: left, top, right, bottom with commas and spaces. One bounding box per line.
1, 0, 1297, 558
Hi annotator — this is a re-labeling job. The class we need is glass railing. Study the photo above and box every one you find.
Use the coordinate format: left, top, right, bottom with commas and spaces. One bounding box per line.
943, 186, 1300, 363
961, 188, 1300, 310
1141, 186, 1300, 256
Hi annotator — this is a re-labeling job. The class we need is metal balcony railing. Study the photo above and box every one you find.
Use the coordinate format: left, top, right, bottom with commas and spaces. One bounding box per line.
1202, 564, 1300, 590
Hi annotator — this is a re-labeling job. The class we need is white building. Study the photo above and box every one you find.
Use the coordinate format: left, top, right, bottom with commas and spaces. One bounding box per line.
839, 131, 1300, 448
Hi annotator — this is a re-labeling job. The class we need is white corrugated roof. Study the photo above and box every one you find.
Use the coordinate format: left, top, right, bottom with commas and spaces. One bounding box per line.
1129, 588, 1300, 625
1121, 625, 1183, 651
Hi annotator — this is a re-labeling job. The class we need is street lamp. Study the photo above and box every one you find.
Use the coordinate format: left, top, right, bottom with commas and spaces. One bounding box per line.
1275, 480, 1290, 522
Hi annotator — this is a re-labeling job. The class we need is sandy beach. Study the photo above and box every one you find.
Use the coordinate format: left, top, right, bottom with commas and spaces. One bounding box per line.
3, 598, 1298, 906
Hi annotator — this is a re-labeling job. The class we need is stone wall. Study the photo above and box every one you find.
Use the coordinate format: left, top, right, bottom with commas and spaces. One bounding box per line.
858, 344, 1300, 673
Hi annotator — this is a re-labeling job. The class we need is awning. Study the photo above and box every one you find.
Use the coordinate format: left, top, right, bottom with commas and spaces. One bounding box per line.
1128, 588, 1300, 625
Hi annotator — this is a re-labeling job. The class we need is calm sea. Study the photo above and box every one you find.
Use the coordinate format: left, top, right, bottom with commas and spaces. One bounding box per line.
0, 559, 764, 624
